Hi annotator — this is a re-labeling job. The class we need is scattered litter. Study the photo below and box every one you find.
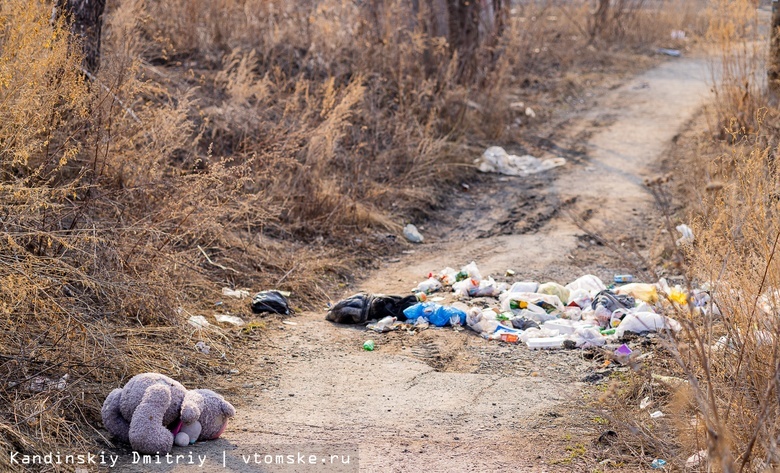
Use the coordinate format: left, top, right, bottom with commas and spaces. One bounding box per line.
215, 314, 245, 326
403, 302, 466, 327
671, 30, 686, 40
475, 146, 566, 177
657, 48, 681, 57
403, 224, 424, 243
326, 294, 421, 324
18, 374, 70, 392
505, 269, 515, 277
414, 277, 442, 294
652, 374, 688, 387
221, 287, 250, 299
686, 450, 707, 468
195, 341, 211, 354
188, 315, 211, 329
525, 106, 536, 118
282, 320, 298, 326
614, 344, 633, 357
325, 261, 693, 354
367, 316, 397, 333
651, 458, 667, 469
614, 274, 633, 283
363, 340, 375, 351
640, 396, 651, 410
251, 290, 291, 315
597, 430, 618, 445
676, 224, 694, 246
650, 410, 665, 419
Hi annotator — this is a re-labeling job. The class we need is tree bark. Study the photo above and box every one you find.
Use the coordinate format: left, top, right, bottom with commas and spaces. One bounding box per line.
447, 0, 480, 80
769, 1, 780, 95
55, 0, 107, 74
591, 0, 610, 41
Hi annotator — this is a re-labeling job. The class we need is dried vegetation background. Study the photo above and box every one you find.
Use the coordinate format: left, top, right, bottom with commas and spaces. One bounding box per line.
599, 1, 780, 471
0, 0, 705, 465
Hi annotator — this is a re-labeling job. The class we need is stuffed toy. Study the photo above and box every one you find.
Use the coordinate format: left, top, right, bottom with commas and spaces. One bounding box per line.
101, 373, 235, 454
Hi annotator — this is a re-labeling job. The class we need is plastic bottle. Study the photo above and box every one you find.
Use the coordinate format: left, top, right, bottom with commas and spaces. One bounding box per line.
363, 340, 375, 351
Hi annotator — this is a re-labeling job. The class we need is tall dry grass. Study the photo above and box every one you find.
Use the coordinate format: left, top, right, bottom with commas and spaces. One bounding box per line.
640, 1, 780, 471
0, 0, 711, 467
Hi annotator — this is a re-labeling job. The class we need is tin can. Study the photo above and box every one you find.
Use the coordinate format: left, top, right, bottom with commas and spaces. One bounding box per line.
614, 274, 633, 283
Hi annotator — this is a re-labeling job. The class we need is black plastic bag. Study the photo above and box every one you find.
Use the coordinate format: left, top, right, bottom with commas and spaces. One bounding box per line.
326, 294, 419, 324
511, 317, 540, 331
251, 290, 291, 315
591, 290, 635, 313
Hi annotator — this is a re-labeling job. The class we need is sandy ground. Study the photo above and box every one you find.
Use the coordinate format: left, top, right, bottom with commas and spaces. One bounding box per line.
116, 54, 712, 472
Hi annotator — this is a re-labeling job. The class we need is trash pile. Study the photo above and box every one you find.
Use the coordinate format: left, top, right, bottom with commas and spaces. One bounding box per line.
327, 261, 711, 350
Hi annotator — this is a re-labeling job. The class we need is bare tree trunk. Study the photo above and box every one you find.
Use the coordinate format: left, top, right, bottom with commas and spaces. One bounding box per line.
591, 0, 610, 41
769, 2, 780, 96
55, 0, 107, 74
447, 0, 481, 80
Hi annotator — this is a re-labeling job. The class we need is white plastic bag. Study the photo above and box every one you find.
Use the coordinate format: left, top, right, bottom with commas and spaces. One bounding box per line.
614, 312, 681, 337
414, 277, 443, 294
565, 275, 606, 294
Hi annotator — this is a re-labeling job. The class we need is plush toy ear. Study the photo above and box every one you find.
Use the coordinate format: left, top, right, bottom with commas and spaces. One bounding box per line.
221, 400, 236, 418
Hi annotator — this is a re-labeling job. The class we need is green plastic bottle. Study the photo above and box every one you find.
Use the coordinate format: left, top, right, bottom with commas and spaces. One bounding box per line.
363, 340, 375, 351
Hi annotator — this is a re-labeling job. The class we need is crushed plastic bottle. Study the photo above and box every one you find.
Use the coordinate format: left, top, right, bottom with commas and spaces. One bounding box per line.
362, 340, 375, 351
650, 458, 667, 469
367, 316, 397, 333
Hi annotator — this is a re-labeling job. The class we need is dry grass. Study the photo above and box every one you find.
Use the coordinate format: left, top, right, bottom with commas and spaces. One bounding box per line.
603, 2, 780, 471
0, 0, 713, 468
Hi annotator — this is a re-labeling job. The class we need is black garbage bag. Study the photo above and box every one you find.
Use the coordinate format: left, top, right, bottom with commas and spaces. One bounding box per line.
251, 290, 291, 315
511, 317, 540, 331
591, 290, 635, 313
326, 294, 419, 324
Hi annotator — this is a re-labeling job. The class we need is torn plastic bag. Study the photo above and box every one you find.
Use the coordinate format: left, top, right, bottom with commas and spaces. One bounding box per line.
251, 290, 291, 315
325, 294, 419, 324
591, 290, 635, 313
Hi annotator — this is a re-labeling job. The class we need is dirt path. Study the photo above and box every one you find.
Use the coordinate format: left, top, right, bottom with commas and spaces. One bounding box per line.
118, 55, 711, 472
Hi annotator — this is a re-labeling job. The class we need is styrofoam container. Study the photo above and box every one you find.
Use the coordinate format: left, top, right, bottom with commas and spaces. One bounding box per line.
526, 335, 567, 350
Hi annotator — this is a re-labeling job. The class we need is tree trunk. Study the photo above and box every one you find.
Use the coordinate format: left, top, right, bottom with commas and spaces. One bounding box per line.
447, 0, 481, 80
591, 0, 610, 41
55, 0, 107, 74
769, 1, 780, 95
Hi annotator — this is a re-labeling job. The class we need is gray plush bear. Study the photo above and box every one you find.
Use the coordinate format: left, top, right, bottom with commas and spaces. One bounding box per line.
101, 373, 235, 454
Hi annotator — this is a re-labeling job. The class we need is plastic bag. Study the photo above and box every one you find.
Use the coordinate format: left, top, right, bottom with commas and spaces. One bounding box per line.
570, 327, 607, 347
565, 275, 606, 294
591, 290, 635, 312
251, 290, 291, 315
413, 277, 443, 294
537, 282, 571, 305
460, 261, 482, 282
508, 281, 539, 293
402, 302, 467, 327
615, 283, 658, 303
326, 294, 418, 324
437, 267, 458, 286
500, 292, 564, 314
614, 312, 681, 337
